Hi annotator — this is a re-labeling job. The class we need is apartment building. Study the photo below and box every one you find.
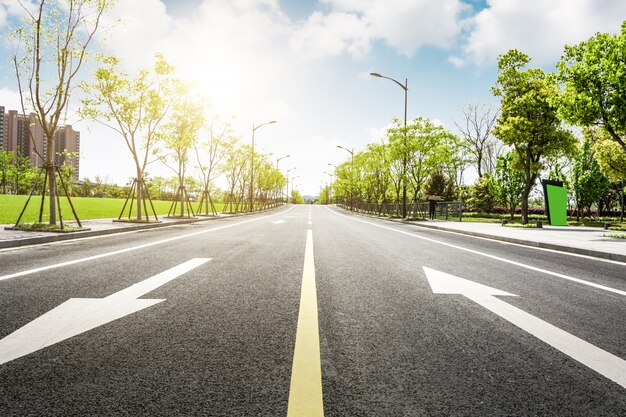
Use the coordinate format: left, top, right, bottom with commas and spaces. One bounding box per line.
1, 106, 80, 178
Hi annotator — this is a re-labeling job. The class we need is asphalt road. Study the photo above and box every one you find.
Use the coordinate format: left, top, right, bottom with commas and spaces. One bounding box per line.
0, 205, 624, 416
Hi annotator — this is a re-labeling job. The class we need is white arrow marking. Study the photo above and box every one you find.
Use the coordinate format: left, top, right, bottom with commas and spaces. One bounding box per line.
272, 220, 286, 224
0, 258, 210, 366
423, 266, 626, 389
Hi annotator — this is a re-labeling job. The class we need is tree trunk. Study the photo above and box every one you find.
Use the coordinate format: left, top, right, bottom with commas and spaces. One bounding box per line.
46, 137, 57, 225
136, 165, 143, 221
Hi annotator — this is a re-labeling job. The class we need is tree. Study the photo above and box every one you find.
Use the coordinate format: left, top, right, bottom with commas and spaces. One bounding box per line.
495, 150, 525, 219
584, 127, 626, 182
469, 173, 498, 214
10, 0, 112, 225
82, 54, 175, 221
557, 22, 626, 158
455, 103, 502, 177
158, 82, 205, 218
425, 171, 456, 201
572, 137, 611, 220
387, 117, 457, 214
12, 154, 35, 195
492, 49, 577, 224
0, 150, 14, 194
195, 121, 237, 215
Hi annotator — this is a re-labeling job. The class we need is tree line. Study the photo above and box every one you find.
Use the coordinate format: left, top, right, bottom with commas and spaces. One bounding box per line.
6, 0, 288, 225
327, 24, 626, 224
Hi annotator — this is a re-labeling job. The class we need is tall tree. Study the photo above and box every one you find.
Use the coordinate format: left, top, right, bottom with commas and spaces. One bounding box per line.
557, 22, 626, 157
388, 117, 457, 213
494, 150, 525, 219
455, 103, 502, 177
195, 121, 237, 215
82, 54, 175, 221
492, 49, 576, 224
572, 137, 611, 220
10, 0, 112, 225
158, 82, 205, 217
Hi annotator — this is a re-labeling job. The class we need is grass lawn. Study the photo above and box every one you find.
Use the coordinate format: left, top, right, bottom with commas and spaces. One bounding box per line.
0, 194, 225, 224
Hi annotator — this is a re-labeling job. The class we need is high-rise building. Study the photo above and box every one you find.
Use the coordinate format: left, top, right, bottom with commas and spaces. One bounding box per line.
1, 107, 80, 179
54, 125, 80, 178
0, 106, 4, 149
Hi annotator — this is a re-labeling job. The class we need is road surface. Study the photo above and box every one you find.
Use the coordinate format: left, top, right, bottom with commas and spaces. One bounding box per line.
0, 205, 625, 415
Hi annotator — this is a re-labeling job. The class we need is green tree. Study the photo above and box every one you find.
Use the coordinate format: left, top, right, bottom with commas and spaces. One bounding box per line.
0, 150, 14, 194
492, 49, 577, 224
12, 154, 34, 194
291, 189, 304, 204
572, 137, 611, 220
469, 173, 499, 214
10, 0, 112, 225
388, 117, 457, 209
158, 82, 205, 217
82, 54, 175, 220
425, 171, 456, 201
557, 22, 626, 157
195, 121, 237, 215
495, 150, 525, 219
584, 127, 626, 182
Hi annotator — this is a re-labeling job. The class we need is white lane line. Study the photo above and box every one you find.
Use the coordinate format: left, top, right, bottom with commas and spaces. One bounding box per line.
0, 207, 294, 282
287, 229, 324, 416
328, 208, 626, 297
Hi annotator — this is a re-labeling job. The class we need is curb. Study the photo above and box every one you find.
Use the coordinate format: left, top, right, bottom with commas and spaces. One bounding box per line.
338, 207, 626, 264
0, 206, 286, 250
407, 221, 626, 264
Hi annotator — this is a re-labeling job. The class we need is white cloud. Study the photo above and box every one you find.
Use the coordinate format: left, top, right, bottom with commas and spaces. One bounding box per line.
461, 0, 626, 67
101, 0, 172, 71
293, 0, 466, 58
0, 0, 34, 28
291, 11, 370, 59
0, 87, 23, 110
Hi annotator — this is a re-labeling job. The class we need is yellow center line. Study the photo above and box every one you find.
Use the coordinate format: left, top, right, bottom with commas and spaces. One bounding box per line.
287, 229, 324, 417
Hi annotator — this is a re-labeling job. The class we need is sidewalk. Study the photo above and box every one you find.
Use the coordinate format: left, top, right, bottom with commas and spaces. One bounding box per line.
0, 214, 237, 249
404, 219, 626, 263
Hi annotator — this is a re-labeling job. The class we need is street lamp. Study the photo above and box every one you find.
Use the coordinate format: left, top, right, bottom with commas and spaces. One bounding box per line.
276, 154, 290, 168
337, 145, 354, 211
250, 120, 277, 211
323, 171, 333, 204
285, 167, 296, 202
291, 175, 300, 203
370, 72, 408, 218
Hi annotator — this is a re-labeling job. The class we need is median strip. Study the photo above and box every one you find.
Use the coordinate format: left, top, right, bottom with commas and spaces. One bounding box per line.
287, 229, 324, 416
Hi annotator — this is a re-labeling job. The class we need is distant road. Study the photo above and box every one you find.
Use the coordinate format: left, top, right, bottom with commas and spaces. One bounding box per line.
1, 205, 624, 415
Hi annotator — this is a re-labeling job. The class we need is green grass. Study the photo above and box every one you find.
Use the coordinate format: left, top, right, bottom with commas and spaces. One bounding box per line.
605, 232, 626, 239
0, 195, 225, 224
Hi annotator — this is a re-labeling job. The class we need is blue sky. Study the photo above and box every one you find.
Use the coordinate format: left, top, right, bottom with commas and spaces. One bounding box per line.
1, 0, 625, 196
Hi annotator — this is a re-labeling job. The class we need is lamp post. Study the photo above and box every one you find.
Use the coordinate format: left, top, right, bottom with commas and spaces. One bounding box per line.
323, 171, 333, 204
370, 72, 408, 218
285, 167, 295, 202
337, 145, 354, 211
250, 120, 277, 211
291, 175, 299, 203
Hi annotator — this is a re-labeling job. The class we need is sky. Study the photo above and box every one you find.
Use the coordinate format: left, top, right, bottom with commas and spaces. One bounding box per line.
1, 0, 625, 197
